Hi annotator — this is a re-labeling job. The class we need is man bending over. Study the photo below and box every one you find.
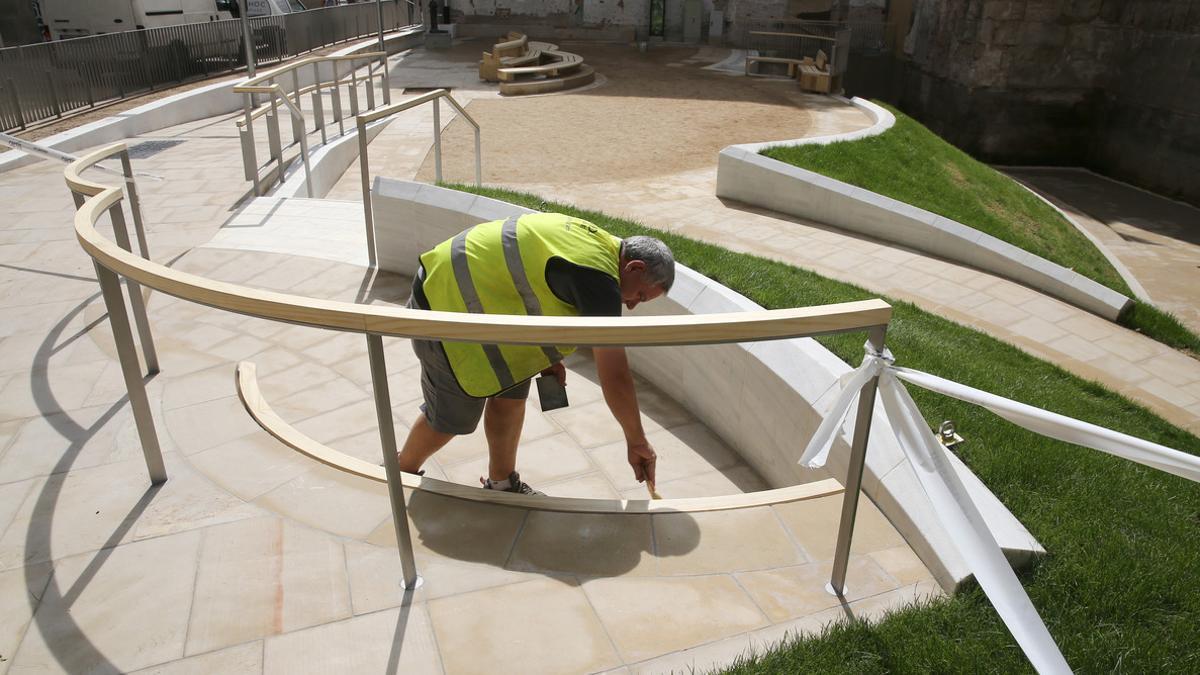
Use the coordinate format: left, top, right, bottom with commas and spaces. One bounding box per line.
397, 212, 675, 495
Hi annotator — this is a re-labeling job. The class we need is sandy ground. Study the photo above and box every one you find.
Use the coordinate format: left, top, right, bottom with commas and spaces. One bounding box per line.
412, 41, 845, 185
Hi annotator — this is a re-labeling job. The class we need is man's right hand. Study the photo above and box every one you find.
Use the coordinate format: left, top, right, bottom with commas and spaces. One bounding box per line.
627, 440, 657, 485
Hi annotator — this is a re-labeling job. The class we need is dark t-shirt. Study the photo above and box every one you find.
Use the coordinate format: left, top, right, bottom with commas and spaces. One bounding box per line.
411, 256, 621, 317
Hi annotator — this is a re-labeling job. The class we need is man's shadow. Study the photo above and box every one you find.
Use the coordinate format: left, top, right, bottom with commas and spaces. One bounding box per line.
404, 488, 702, 581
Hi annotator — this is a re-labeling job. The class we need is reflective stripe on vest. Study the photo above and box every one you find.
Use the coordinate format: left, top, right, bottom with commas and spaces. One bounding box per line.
419, 213, 621, 397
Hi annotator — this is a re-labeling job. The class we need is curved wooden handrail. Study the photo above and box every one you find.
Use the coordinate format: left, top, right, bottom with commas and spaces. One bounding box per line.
69, 144, 890, 346
236, 360, 845, 514
233, 51, 386, 93
235, 72, 389, 127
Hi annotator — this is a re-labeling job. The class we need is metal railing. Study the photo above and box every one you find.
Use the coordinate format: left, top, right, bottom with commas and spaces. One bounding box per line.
356, 88, 482, 266
733, 19, 890, 54
64, 141, 892, 595
0, 3, 413, 133
234, 51, 392, 197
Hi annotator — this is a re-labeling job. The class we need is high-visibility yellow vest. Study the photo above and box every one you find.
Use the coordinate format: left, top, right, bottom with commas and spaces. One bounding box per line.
419, 213, 621, 397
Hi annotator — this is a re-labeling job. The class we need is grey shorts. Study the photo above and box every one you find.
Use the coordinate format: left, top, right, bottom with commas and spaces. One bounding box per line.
407, 297, 530, 435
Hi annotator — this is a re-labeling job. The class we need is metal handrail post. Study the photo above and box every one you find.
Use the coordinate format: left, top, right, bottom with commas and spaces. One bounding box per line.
242, 93, 261, 194
365, 61, 376, 110
119, 149, 153, 261
106, 202, 160, 375
473, 124, 481, 187
276, 89, 313, 197
357, 116, 377, 267
331, 61, 344, 135
382, 53, 391, 105
311, 63, 327, 145
828, 324, 887, 597
94, 260, 167, 485
239, 0, 256, 77
440, 94, 482, 186
289, 69, 304, 141
432, 96, 442, 183
266, 96, 284, 186
349, 67, 360, 117
366, 334, 421, 589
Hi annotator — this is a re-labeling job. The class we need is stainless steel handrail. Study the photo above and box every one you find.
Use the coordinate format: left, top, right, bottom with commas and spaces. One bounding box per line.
233, 51, 391, 196
356, 88, 482, 266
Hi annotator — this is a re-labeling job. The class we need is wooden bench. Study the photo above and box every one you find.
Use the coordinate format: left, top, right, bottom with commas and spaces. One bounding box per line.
496, 51, 584, 81
744, 55, 804, 78
479, 34, 563, 82
796, 49, 832, 94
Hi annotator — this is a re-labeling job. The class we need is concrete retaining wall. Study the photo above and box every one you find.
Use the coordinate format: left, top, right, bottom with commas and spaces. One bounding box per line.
370, 176, 1045, 590
0, 28, 424, 174
716, 97, 1132, 320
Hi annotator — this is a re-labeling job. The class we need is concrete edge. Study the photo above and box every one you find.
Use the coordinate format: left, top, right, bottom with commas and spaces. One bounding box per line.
715, 98, 1132, 321
367, 177, 1047, 591
0, 28, 424, 175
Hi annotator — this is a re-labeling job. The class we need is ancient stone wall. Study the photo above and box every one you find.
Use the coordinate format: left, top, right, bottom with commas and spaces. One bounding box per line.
895, 0, 1200, 204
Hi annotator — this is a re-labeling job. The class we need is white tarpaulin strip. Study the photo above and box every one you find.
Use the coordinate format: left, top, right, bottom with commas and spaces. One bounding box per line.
892, 366, 1200, 484
798, 354, 884, 468
0, 132, 162, 182
876, 370, 1072, 674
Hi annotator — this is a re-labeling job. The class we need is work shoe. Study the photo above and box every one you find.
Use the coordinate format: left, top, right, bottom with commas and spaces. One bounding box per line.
482, 471, 544, 496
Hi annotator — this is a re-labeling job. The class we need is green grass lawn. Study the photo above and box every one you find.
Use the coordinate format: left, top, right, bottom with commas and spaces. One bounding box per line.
760, 103, 1200, 356
451, 184, 1200, 673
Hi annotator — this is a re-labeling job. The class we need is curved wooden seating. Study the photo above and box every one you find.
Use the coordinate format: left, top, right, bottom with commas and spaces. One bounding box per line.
496, 51, 584, 81
235, 360, 845, 514
499, 63, 595, 96
494, 44, 593, 96
479, 32, 560, 82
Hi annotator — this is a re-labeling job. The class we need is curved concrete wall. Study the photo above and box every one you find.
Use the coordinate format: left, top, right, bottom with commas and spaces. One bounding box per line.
370, 177, 1045, 591
715, 98, 1132, 320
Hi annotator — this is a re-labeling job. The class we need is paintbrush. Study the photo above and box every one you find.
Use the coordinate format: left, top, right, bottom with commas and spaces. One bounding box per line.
645, 480, 662, 500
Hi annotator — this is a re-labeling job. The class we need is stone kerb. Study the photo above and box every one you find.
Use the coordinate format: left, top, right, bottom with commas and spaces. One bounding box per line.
715, 98, 1132, 321
369, 177, 1044, 590
0, 28, 425, 174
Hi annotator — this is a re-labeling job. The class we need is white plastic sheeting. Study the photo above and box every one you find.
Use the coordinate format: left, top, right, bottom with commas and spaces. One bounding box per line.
801, 349, 1199, 674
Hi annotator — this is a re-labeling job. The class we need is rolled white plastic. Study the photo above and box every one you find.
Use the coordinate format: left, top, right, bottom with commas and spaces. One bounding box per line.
877, 370, 1072, 674
892, 366, 1200, 484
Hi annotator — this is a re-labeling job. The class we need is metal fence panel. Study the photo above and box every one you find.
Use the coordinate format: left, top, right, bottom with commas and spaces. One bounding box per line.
0, 2, 414, 133
732, 19, 890, 54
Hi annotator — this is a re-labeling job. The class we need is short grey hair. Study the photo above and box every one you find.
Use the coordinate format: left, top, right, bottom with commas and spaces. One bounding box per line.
622, 236, 675, 291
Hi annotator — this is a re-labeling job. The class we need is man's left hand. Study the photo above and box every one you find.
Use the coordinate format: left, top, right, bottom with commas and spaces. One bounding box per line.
540, 362, 567, 386
627, 440, 657, 485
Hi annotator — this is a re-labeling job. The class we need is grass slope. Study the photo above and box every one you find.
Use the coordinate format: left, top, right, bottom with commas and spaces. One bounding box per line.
760, 103, 1200, 356
450, 184, 1200, 673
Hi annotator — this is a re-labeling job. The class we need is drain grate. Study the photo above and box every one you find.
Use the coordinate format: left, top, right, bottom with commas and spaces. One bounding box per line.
127, 140, 185, 159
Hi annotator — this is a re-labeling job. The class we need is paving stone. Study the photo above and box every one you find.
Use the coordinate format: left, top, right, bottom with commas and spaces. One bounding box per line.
263, 604, 440, 675
129, 641, 263, 675
583, 574, 768, 663
10, 530, 200, 674
654, 507, 803, 575
510, 510, 655, 577
186, 517, 352, 655
735, 556, 900, 623
430, 577, 622, 675
773, 494, 906, 561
